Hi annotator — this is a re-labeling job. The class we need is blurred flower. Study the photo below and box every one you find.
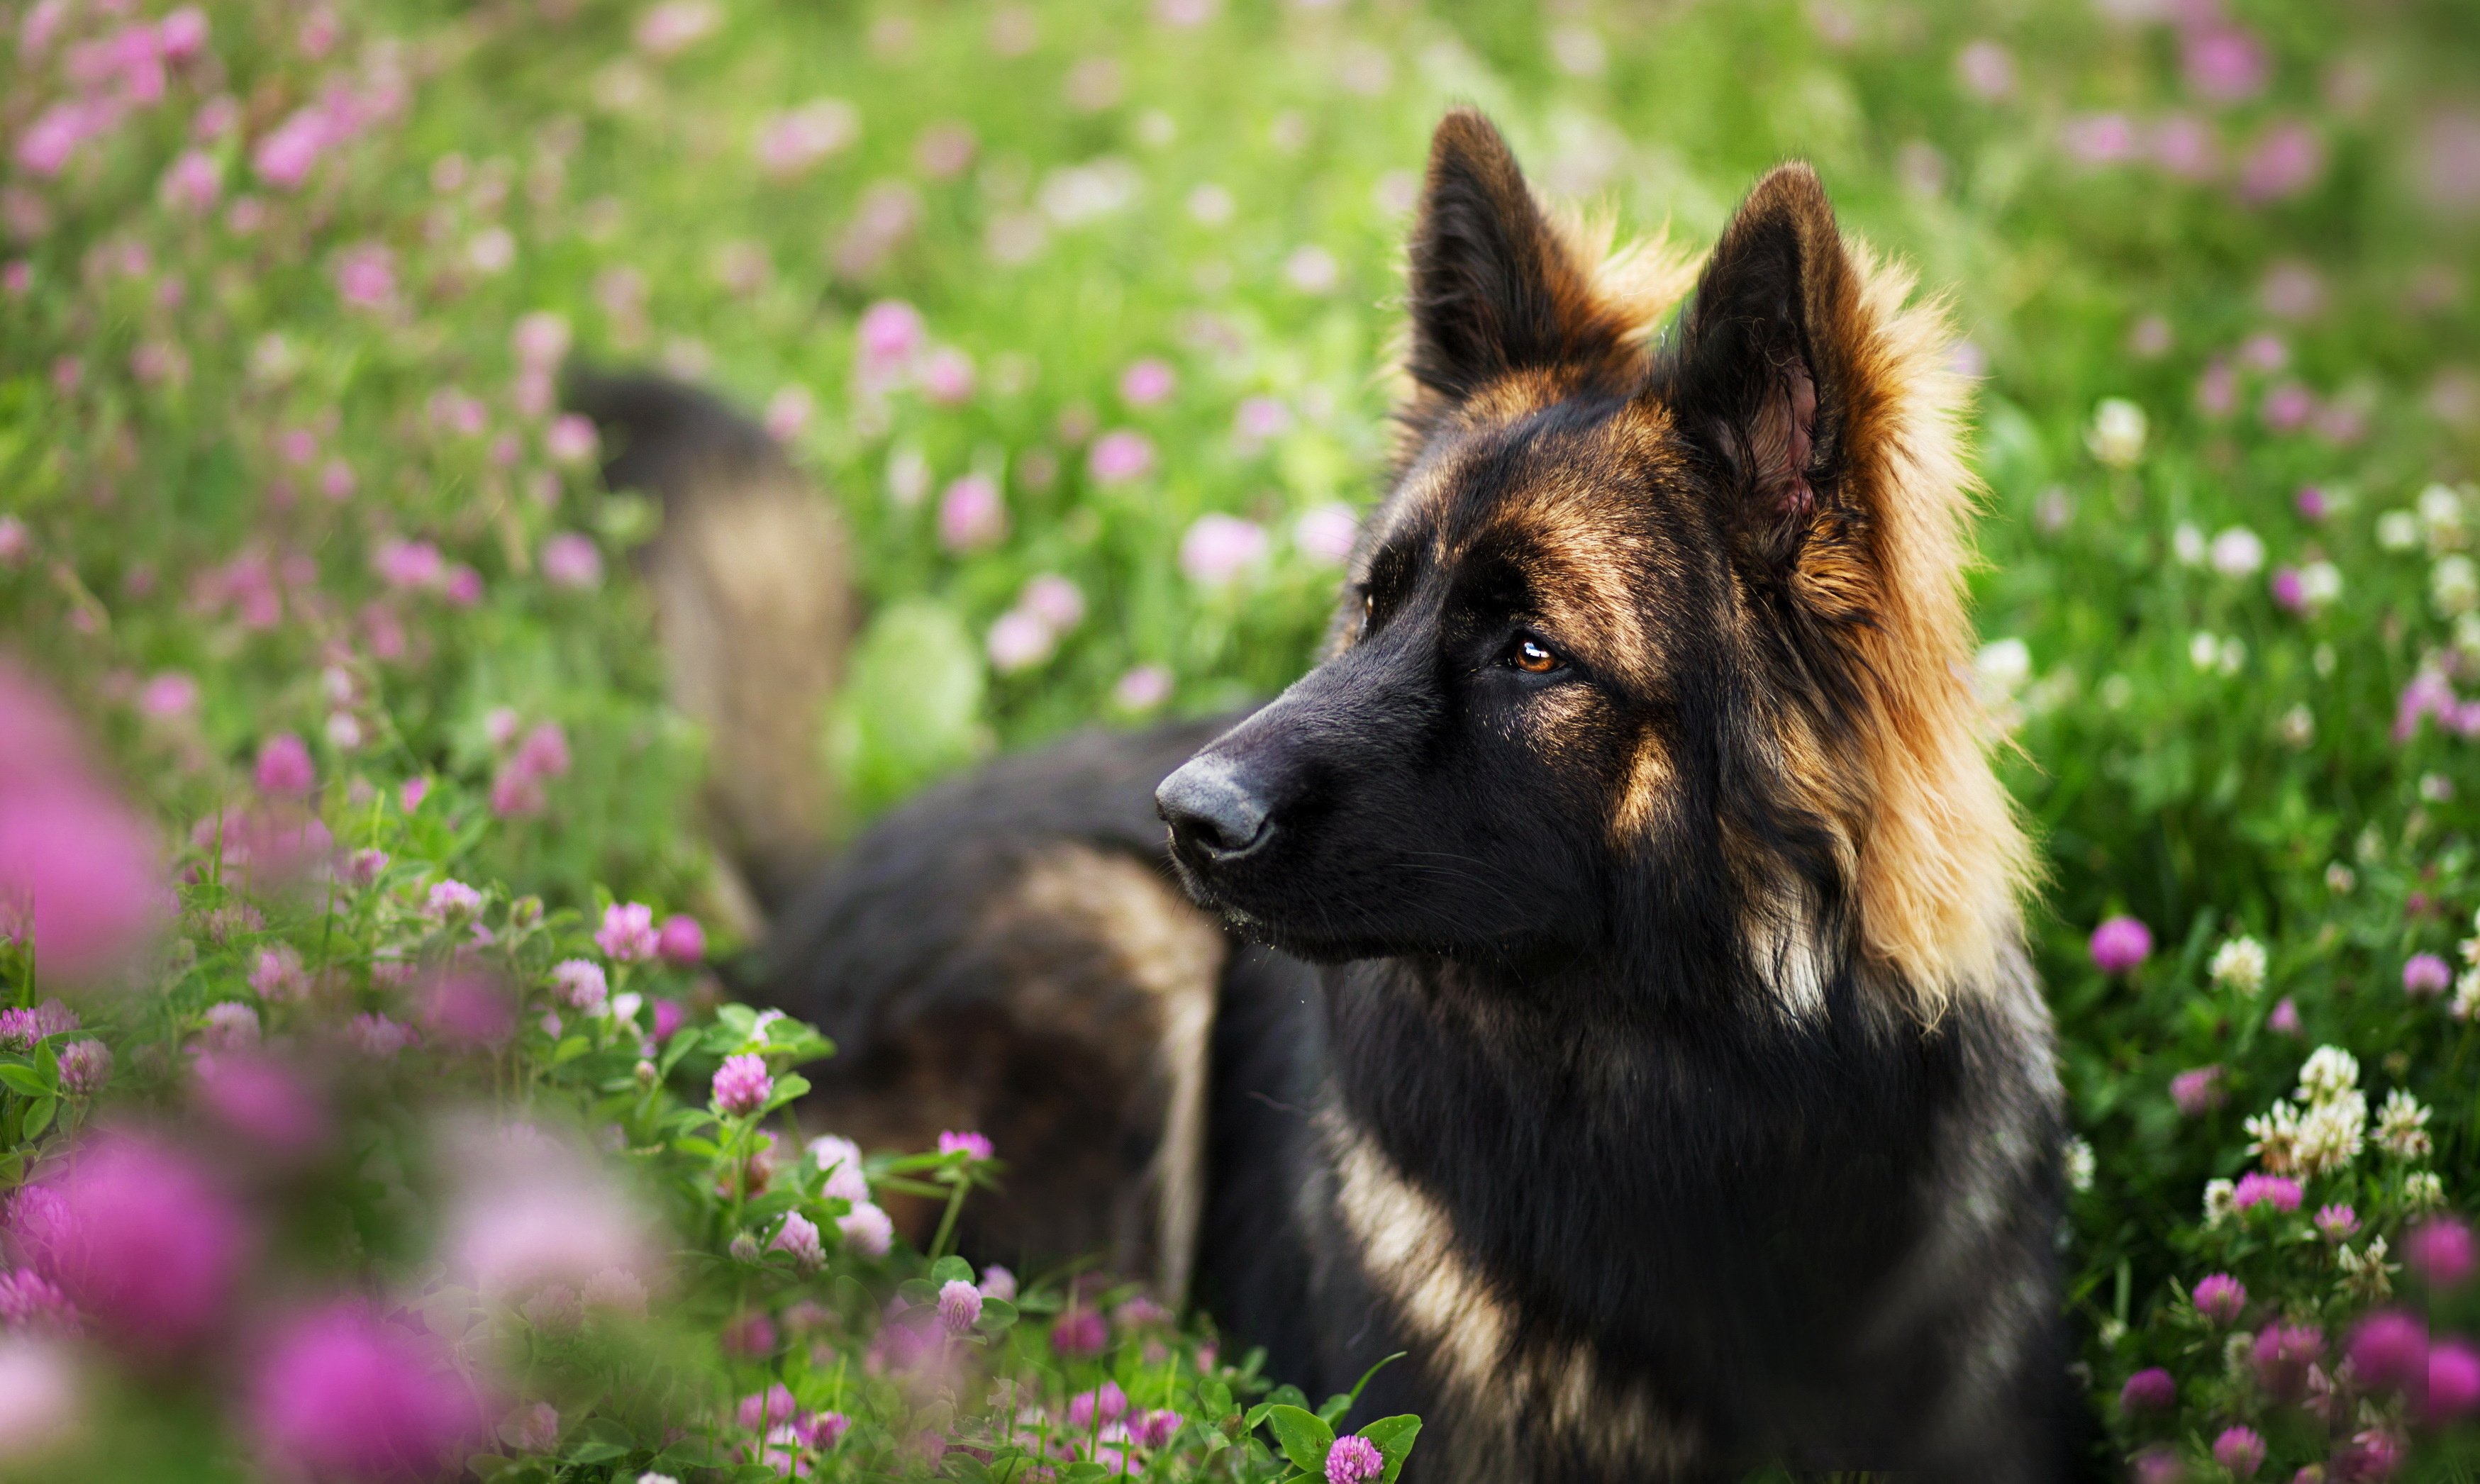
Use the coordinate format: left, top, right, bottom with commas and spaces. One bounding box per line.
2086, 398, 2147, 467
1180, 513, 1269, 587
2350, 1310, 2427, 1393
1293, 505, 1361, 567
2192, 1273, 2245, 1324
918, 347, 975, 405
551, 959, 607, 1013
0, 664, 169, 983
2061, 114, 2140, 167
916, 121, 977, 178
419, 974, 513, 1049
764, 386, 812, 442
2433, 1342, 2480, 1422
545, 414, 599, 465
755, 99, 858, 177
426, 880, 484, 921
806, 1135, 869, 1205
2088, 915, 2151, 974
2207, 526, 2263, 577
2208, 936, 2266, 994
541, 532, 604, 589
252, 1302, 480, 1479
1113, 664, 1173, 712
2408, 1217, 2474, 1289
657, 914, 705, 965
2238, 121, 2323, 203
2405, 953, 2452, 998
2209, 1426, 2262, 1480
857, 300, 925, 380
18, 1132, 250, 1353
1088, 430, 1155, 485
938, 1130, 994, 1161
599, 903, 659, 961
0, 1337, 80, 1461
160, 149, 221, 212
333, 244, 396, 311
770, 1212, 825, 1272
255, 732, 317, 796
1020, 575, 1086, 632
2169, 1066, 2223, 1117
2416, 110, 2480, 217
2315, 1203, 2359, 1242
712, 1053, 772, 1116
979, 1264, 1017, 1301
1953, 40, 2013, 101
2183, 26, 2268, 104
936, 475, 1006, 551
938, 1278, 982, 1334
199, 1001, 261, 1051
2253, 1321, 2323, 1402
2231, 1173, 2301, 1214
194, 1052, 328, 1157
513, 312, 571, 369
1068, 1380, 1129, 1429
836, 1202, 893, 1258
1052, 1307, 1108, 1356
635, 0, 719, 56
1284, 245, 1340, 294
1119, 358, 1177, 407
2117, 1367, 2174, 1413
375, 539, 445, 591
345, 1014, 413, 1059
54, 1040, 110, 1097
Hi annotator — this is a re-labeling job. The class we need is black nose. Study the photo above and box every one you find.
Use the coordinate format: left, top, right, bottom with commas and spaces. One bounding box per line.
1157, 754, 1271, 859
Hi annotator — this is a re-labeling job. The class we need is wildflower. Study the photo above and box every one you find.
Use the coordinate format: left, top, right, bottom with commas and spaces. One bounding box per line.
504, 1401, 560, 1454
769, 1212, 825, 1272
1326, 1434, 1384, 1484
597, 903, 659, 961
2086, 398, 2147, 467
0, 1335, 81, 1458
2377, 1088, 2433, 1159
2295, 1092, 2367, 1176
2298, 1045, 2359, 1103
2340, 1237, 2400, 1302
2268, 998, 2301, 1037
656, 914, 705, 964
979, 1264, 1017, 1301
1052, 1307, 1108, 1356
426, 879, 484, 921
550, 959, 608, 1014
755, 98, 859, 177
540, 532, 604, 589
252, 1302, 479, 1478
919, 347, 976, 404
2232, 1173, 2301, 1214
254, 733, 316, 797
938, 1130, 994, 1162
2208, 937, 2267, 994
2253, 1322, 2323, 1402
0, 1269, 79, 1335
1120, 358, 1177, 407
2169, 1066, 2223, 1116
2202, 1178, 2237, 1227
2404, 953, 2452, 998
936, 474, 1006, 551
2408, 1171, 2448, 1212
2244, 1103, 2301, 1176
50, 1039, 109, 1097
802, 1412, 851, 1450
2316, 1204, 2359, 1242
836, 1201, 893, 1258
938, 1278, 982, 1334
809, 1136, 869, 1203
711, 1054, 772, 1117
194, 1054, 328, 1158
2193, 1273, 2247, 1325
1180, 513, 1270, 587
2432, 1341, 2480, 1422
2210, 1426, 2263, 1479
200, 1001, 261, 1051
856, 300, 925, 376
347, 1013, 413, 1059
635, 0, 719, 55
1068, 1380, 1130, 1429
420, 974, 514, 1049
720, 1310, 776, 1358
2350, 1310, 2428, 1392
2406, 1217, 2474, 1288
2208, 526, 2264, 577
22, 1134, 250, 1352
2062, 1138, 2094, 1194
651, 1000, 686, 1043
583, 1267, 648, 1318
1088, 430, 1155, 485
2087, 915, 2152, 974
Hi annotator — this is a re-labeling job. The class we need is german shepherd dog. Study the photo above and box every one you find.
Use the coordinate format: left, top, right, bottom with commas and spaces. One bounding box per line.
594, 110, 2069, 1481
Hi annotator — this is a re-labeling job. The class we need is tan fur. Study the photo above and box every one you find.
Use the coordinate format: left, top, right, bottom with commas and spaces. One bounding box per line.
998, 847, 1224, 1301
1325, 1111, 1703, 1480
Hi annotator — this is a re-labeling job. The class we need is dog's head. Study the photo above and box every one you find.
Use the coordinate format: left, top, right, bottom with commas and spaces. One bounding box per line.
1159, 110, 2030, 1020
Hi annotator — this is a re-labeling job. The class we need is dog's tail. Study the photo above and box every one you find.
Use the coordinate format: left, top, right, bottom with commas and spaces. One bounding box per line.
567, 371, 853, 923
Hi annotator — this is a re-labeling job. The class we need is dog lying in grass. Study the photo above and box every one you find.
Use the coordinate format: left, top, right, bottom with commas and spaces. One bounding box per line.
603, 108, 2071, 1483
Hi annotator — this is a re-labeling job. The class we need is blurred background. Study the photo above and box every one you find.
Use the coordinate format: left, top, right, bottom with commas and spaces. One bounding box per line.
6, 0, 2480, 1475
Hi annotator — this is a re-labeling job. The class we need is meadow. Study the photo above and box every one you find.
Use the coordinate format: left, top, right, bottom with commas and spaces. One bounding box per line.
2, 0, 2479, 1478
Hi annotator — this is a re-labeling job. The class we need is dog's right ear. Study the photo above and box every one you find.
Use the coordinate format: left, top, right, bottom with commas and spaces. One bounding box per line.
1403, 109, 1631, 403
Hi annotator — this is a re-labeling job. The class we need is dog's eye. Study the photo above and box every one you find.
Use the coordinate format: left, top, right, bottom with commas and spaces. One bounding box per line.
1359, 591, 1374, 637
1509, 636, 1562, 674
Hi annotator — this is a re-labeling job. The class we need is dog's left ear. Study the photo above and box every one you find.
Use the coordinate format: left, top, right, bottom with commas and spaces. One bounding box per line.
1672, 164, 1865, 564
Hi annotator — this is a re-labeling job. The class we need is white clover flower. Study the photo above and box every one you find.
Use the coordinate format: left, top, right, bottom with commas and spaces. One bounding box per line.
2419, 482, 2466, 547
2203, 1176, 2237, 1228
2173, 522, 2208, 566
2089, 398, 2147, 468
2377, 1088, 2433, 1160
2210, 937, 2268, 995
2217, 637, 2247, 675
2220, 1330, 2253, 1381
2189, 631, 2222, 670
2432, 555, 2478, 616
2339, 1235, 2397, 1302
2406, 1171, 2447, 1212
2296, 1045, 2359, 1103
2279, 705, 2314, 747
2062, 1137, 2095, 1194
2376, 510, 2420, 552
2245, 1102, 2302, 1177
2455, 971, 2480, 1025
2298, 561, 2342, 606
2295, 1090, 2366, 1176
2327, 863, 2356, 894
2209, 526, 2265, 577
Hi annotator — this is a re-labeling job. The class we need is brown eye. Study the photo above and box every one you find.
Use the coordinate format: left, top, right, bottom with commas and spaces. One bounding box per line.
1359, 591, 1374, 637
1511, 637, 1562, 674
